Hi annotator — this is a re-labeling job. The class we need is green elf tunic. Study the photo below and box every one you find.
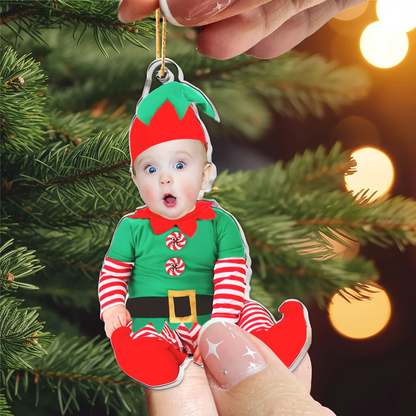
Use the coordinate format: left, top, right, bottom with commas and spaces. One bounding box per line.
106, 200, 246, 333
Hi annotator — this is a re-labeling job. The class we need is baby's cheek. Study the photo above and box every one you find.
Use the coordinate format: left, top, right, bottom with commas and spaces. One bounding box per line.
141, 183, 157, 203
185, 178, 203, 199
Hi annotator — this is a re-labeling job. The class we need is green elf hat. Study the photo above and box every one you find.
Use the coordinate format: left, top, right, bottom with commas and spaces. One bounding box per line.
129, 81, 220, 166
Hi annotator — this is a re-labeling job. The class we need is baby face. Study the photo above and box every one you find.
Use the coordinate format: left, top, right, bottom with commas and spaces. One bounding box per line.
132, 139, 212, 220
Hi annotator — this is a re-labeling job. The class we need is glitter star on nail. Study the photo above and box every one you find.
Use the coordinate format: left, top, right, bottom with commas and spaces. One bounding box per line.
204, 338, 223, 360
248, 362, 258, 370
213, 0, 232, 13
242, 346, 258, 359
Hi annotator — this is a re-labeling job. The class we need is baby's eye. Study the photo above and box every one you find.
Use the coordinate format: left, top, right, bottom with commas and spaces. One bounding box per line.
145, 165, 157, 174
174, 162, 185, 170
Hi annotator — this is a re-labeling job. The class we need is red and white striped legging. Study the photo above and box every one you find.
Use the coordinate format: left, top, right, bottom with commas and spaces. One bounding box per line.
99, 256, 275, 355
125, 300, 275, 355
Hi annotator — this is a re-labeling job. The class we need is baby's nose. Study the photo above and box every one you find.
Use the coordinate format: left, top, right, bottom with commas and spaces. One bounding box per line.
160, 177, 172, 184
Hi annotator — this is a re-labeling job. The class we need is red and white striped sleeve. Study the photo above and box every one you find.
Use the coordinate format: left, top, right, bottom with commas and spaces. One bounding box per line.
210, 257, 246, 323
98, 256, 134, 320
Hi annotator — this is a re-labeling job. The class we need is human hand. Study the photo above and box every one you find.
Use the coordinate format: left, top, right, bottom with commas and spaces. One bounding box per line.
145, 319, 335, 415
118, 0, 367, 59
102, 305, 132, 339
193, 345, 203, 365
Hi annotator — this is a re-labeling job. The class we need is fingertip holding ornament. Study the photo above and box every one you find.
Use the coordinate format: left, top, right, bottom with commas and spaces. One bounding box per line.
197, 319, 267, 390
160, 0, 236, 27
159, 0, 184, 27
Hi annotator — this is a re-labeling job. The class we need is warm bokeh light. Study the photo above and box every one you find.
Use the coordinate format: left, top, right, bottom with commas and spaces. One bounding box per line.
334, 1, 368, 21
329, 12, 370, 38
360, 21, 409, 68
345, 147, 394, 202
329, 285, 391, 339
377, 0, 416, 33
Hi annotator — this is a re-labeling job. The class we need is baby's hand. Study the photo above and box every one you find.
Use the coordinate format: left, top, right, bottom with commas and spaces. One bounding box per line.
102, 305, 132, 339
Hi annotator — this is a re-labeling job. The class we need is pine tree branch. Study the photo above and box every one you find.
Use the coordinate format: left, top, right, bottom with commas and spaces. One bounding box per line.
2, 334, 147, 416
27, 260, 100, 313
46, 44, 369, 133
0, 239, 44, 292
3, 126, 130, 195
0, 295, 54, 369
298, 218, 416, 234
0, 45, 49, 155
46, 110, 95, 148
45, 109, 130, 151
257, 255, 378, 304
0, 0, 154, 57
0, 237, 54, 370
28, 369, 137, 386
0, 391, 12, 416
0, 7, 39, 25
37, 255, 100, 272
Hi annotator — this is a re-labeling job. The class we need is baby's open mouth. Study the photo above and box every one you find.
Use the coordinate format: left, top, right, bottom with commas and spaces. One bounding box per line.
163, 193, 177, 206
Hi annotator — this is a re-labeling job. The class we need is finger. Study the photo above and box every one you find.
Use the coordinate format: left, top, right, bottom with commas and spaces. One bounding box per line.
198, 319, 322, 416
316, 400, 337, 416
193, 346, 203, 364
118, 0, 270, 25
194, 349, 203, 365
118, 314, 126, 326
118, 0, 158, 23
160, 0, 263, 27
105, 325, 113, 339
321, 405, 337, 415
193, 348, 201, 360
160, 0, 324, 28
244, 0, 367, 58
195, 0, 326, 60
292, 352, 312, 393
112, 320, 119, 332
145, 363, 218, 416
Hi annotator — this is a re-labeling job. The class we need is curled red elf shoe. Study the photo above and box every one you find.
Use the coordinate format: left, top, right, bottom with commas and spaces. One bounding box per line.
250, 299, 312, 371
110, 325, 192, 389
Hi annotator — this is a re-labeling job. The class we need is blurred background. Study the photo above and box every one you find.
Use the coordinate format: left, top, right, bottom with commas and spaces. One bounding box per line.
212, 1, 416, 414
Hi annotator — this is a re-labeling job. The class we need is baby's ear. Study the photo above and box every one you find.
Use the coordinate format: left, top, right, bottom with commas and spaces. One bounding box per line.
201, 163, 213, 190
130, 163, 138, 179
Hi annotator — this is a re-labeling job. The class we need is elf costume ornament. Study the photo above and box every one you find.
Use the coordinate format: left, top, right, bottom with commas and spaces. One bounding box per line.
98, 16, 311, 390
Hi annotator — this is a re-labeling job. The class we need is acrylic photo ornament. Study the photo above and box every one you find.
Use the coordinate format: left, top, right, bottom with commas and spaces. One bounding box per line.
105, 58, 312, 390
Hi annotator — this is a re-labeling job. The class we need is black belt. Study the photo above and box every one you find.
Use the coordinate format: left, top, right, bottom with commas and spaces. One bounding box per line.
126, 294, 213, 319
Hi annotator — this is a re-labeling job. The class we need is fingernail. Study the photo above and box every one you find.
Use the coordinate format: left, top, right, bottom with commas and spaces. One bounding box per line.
160, 0, 235, 27
198, 319, 266, 390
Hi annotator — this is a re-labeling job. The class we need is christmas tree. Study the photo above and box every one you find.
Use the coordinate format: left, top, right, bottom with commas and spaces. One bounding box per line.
1, 1, 415, 415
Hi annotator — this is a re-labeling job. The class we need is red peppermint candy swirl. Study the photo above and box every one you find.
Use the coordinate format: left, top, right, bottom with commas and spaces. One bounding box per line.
166, 232, 186, 251
165, 258, 185, 276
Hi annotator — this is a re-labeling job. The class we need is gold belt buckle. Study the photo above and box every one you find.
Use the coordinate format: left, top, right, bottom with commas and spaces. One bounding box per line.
168, 289, 197, 323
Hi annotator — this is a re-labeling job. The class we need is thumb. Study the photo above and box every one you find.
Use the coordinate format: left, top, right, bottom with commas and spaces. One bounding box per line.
198, 319, 322, 416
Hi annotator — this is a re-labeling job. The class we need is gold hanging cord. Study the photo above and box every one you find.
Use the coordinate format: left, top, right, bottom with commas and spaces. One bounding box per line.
155, 8, 167, 77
